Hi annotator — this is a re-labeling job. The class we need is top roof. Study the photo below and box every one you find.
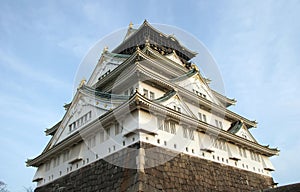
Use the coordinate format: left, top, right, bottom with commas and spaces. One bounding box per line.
112, 20, 197, 62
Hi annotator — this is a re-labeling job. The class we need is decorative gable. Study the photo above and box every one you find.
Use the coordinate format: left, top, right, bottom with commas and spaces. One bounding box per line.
228, 121, 257, 142
156, 91, 196, 119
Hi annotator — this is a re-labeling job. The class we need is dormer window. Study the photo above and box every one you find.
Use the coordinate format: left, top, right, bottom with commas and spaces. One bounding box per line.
143, 89, 149, 98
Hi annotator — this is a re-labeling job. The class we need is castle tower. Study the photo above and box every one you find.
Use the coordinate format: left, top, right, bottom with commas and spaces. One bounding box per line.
27, 21, 279, 192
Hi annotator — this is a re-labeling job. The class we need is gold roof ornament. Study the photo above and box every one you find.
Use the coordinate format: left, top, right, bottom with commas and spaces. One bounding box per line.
191, 63, 199, 72
145, 39, 150, 47
103, 46, 108, 53
129, 21, 133, 29
79, 78, 86, 88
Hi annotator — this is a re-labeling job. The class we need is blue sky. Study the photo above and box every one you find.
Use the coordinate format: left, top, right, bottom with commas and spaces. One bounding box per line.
1, 0, 300, 191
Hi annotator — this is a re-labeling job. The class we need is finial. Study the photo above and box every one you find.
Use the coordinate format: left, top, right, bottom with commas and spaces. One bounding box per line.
136, 45, 140, 51
103, 46, 108, 53
129, 21, 133, 29
79, 78, 86, 88
145, 38, 150, 47
191, 63, 199, 72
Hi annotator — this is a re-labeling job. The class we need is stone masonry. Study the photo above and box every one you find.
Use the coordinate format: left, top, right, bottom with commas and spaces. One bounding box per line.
35, 142, 275, 192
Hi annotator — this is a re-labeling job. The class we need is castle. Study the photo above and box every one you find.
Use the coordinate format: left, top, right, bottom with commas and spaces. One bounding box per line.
27, 21, 279, 191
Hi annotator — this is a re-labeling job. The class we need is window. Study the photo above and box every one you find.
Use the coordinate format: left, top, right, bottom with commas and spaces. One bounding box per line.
183, 127, 194, 140
158, 118, 163, 130
164, 121, 169, 132
239, 147, 243, 157
215, 120, 223, 129
198, 112, 202, 121
174, 106, 181, 112
143, 89, 149, 98
45, 161, 51, 171
69, 111, 92, 133
53, 156, 60, 167
88, 136, 96, 149
63, 150, 70, 162
198, 112, 206, 122
239, 147, 247, 158
250, 151, 261, 162
100, 131, 105, 143
177, 107, 181, 113
150, 92, 155, 100
105, 128, 110, 140
188, 129, 194, 140
219, 140, 226, 151
219, 121, 223, 129
213, 139, 227, 151
183, 127, 188, 138
170, 122, 176, 134
193, 89, 207, 99
159, 120, 177, 134
215, 120, 219, 127
115, 122, 120, 135
243, 149, 247, 158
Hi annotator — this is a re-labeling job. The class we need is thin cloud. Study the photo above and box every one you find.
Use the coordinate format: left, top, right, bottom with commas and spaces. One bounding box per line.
0, 49, 72, 90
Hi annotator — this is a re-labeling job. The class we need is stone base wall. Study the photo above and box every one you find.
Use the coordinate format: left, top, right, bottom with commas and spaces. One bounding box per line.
35, 142, 275, 192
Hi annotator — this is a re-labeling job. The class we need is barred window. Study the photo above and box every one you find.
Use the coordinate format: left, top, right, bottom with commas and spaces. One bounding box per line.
183, 127, 188, 138
170, 122, 176, 134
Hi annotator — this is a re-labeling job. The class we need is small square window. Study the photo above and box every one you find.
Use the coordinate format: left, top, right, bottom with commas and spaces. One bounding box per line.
177, 107, 181, 113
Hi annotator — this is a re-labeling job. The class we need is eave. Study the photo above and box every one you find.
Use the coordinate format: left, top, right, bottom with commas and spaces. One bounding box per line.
26, 92, 278, 168
211, 90, 237, 107
45, 120, 62, 136
126, 62, 257, 128
94, 47, 189, 91
95, 58, 257, 128
136, 94, 279, 157
26, 92, 140, 167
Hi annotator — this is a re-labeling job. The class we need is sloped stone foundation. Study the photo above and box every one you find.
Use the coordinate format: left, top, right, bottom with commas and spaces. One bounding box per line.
35, 142, 275, 192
